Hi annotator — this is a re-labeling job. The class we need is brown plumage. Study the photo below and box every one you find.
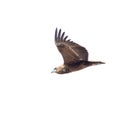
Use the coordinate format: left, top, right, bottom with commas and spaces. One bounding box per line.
52, 28, 105, 74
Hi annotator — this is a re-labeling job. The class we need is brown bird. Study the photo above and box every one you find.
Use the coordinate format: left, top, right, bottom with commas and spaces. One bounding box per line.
52, 28, 105, 74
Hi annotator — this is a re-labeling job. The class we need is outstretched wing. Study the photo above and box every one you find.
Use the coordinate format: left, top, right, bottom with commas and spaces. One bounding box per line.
55, 28, 88, 64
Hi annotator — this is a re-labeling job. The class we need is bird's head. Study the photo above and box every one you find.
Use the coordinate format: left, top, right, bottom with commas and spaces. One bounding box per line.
51, 65, 68, 74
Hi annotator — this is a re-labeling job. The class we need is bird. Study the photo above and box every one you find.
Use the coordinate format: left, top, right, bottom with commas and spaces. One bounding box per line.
51, 28, 105, 74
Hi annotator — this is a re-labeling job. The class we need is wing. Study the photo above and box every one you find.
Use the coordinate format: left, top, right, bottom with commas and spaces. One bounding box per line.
55, 28, 88, 64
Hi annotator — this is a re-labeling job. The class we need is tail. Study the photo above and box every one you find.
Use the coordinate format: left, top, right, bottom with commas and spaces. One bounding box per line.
84, 61, 105, 66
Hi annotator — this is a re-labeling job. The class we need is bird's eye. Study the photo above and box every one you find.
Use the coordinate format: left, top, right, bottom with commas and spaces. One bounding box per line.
54, 68, 56, 70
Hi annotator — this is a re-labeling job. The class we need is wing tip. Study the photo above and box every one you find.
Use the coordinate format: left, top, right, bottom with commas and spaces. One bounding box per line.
55, 28, 58, 41
55, 28, 71, 42
55, 28, 58, 33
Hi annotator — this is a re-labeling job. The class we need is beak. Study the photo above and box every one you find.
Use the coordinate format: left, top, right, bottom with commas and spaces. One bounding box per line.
51, 69, 56, 73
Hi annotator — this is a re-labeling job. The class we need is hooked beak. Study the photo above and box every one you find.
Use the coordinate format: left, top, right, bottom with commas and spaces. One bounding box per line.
51, 69, 56, 73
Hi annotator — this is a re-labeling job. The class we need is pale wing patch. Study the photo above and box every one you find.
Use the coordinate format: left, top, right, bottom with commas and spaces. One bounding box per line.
68, 46, 80, 57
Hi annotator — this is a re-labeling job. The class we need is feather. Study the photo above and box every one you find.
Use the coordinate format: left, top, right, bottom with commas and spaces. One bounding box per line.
53, 28, 105, 74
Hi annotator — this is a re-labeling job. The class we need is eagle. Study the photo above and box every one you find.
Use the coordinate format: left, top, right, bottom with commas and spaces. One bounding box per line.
52, 28, 105, 74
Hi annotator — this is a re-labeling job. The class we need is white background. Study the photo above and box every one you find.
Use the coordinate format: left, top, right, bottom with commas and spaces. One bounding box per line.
0, 0, 120, 120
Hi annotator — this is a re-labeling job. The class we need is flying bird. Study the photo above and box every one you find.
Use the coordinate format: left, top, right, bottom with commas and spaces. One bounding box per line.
52, 28, 105, 74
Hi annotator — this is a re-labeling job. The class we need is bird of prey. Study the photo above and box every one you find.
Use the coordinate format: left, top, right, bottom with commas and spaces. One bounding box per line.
52, 28, 105, 74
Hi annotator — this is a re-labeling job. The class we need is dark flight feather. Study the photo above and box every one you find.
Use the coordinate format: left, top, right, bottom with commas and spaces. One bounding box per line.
55, 28, 88, 64
53, 28, 105, 74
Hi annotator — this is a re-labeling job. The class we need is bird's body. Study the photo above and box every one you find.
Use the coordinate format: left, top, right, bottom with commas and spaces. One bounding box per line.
52, 28, 105, 74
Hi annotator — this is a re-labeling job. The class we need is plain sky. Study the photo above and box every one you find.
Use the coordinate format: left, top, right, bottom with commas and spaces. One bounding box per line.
0, 0, 120, 120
